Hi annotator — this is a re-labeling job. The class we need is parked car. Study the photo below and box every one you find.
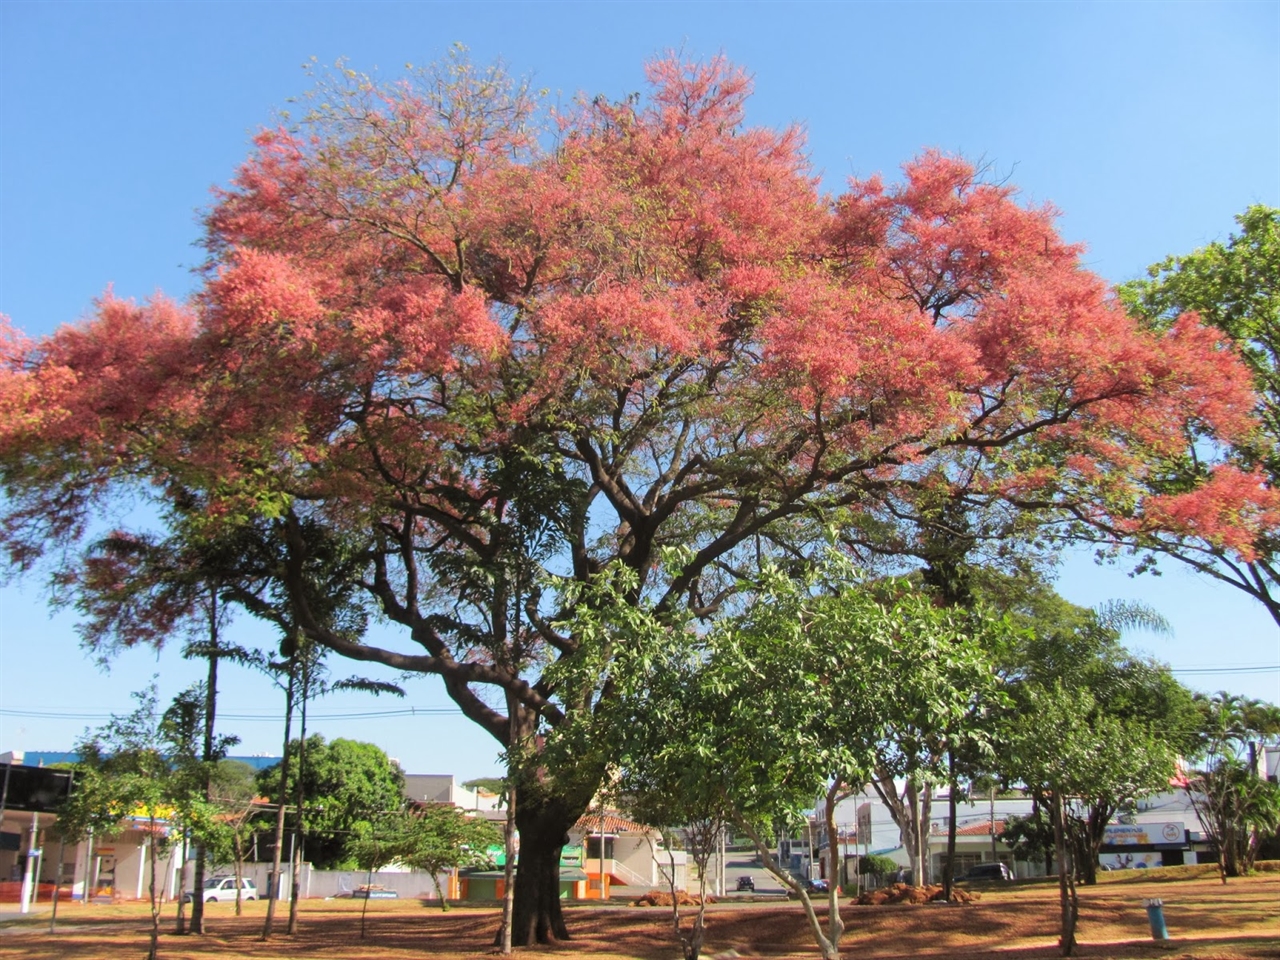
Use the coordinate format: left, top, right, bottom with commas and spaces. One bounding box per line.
736, 875, 755, 892
803, 878, 829, 893
958, 863, 1013, 883
183, 876, 258, 902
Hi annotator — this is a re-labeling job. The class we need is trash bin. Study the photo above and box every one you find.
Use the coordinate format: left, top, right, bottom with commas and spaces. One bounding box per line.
1142, 898, 1169, 941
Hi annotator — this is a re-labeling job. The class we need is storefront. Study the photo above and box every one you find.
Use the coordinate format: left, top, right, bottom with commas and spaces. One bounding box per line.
0, 761, 73, 903
1098, 821, 1195, 870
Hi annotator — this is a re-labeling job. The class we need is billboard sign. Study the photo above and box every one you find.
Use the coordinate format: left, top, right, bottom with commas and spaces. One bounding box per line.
1103, 822, 1185, 846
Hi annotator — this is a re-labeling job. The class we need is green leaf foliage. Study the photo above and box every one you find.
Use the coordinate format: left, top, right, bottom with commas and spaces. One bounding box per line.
256, 735, 406, 869
1117, 205, 1280, 625
1183, 691, 1280, 877
591, 552, 1011, 839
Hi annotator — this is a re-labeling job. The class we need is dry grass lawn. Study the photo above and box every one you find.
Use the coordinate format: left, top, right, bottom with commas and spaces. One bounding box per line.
0, 870, 1275, 960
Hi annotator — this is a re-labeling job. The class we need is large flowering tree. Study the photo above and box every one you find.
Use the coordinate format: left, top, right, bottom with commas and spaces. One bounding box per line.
0, 54, 1270, 943
1116, 206, 1280, 626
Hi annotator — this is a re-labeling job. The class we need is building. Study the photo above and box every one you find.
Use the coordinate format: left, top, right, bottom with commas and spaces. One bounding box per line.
572, 811, 687, 897
457, 809, 689, 902
804, 786, 1035, 885
1, 754, 73, 905
810, 782, 1220, 886
1, 752, 189, 907
402, 773, 503, 817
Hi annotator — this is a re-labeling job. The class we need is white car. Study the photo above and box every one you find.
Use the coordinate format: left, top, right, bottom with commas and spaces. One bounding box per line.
184, 876, 258, 902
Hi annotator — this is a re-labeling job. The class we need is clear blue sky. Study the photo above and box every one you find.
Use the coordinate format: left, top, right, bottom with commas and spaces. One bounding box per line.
1, 1, 1278, 781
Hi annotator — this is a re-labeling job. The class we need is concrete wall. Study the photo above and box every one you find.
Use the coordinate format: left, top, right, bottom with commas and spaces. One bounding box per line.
184, 861, 451, 902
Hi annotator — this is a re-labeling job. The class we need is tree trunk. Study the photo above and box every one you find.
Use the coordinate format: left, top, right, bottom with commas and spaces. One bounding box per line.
288, 667, 309, 936
1080, 802, 1112, 886
872, 770, 926, 887
943, 757, 957, 901
1051, 792, 1077, 957
650, 832, 680, 940
359, 861, 375, 939
431, 871, 450, 912
904, 781, 923, 886
262, 656, 296, 940
147, 823, 160, 960
233, 830, 246, 916
821, 778, 847, 952
684, 833, 712, 960
919, 783, 933, 886
1223, 820, 1241, 877
498, 783, 516, 951
508, 796, 578, 946
192, 594, 219, 935
737, 813, 840, 960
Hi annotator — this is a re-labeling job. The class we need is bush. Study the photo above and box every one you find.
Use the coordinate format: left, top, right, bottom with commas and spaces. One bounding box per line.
858, 854, 899, 877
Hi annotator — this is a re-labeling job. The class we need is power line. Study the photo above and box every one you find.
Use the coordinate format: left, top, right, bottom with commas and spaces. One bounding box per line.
4, 665, 1276, 724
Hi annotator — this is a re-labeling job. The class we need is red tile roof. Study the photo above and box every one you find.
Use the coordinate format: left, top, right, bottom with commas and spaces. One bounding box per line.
931, 819, 1007, 837
574, 812, 654, 835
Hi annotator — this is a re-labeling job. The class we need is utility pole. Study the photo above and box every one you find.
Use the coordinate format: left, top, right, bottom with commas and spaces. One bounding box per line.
990, 783, 998, 861
597, 808, 606, 900
19, 811, 39, 914
718, 824, 725, 897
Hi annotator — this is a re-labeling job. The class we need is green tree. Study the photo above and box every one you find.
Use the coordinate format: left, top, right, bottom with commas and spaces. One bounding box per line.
257, 736, 406, 869
205, 759, 261, 915
53, 524, 261, 935
346, 804, 498, 939
857, 853, 899, 884
1000, 659, 1188, 955
374, 804, 500, 910
619, 730, 733, 960
978, 573, 1200, 884
344, 811, 406, 940
1183, 692, 1280, 881
1002, 808, 1055, 877
58, 686, 221, 960
1117, 205, 1280, 627
596, 555, 1009, 960
1006, 684, 1106, 957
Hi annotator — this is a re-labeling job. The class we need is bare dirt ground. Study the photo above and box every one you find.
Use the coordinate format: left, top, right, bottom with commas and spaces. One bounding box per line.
0, 871, 1275, 960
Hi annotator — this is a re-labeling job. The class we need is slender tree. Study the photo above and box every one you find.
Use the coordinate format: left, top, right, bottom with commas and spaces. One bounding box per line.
389, 803, 501, 909
204, 759, 260, 916
1182, 692, 1280, 881
983, 574, 1198, 886
59, 687, 217, 960
51, 528, 256, 935
600, 555, 1009, 960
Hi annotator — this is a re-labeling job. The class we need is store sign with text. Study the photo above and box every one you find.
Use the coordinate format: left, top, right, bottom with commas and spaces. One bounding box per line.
1103, 822, 1185, 846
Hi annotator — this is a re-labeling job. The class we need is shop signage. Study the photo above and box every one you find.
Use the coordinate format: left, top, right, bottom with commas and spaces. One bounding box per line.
1103, 822, 1185, 846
